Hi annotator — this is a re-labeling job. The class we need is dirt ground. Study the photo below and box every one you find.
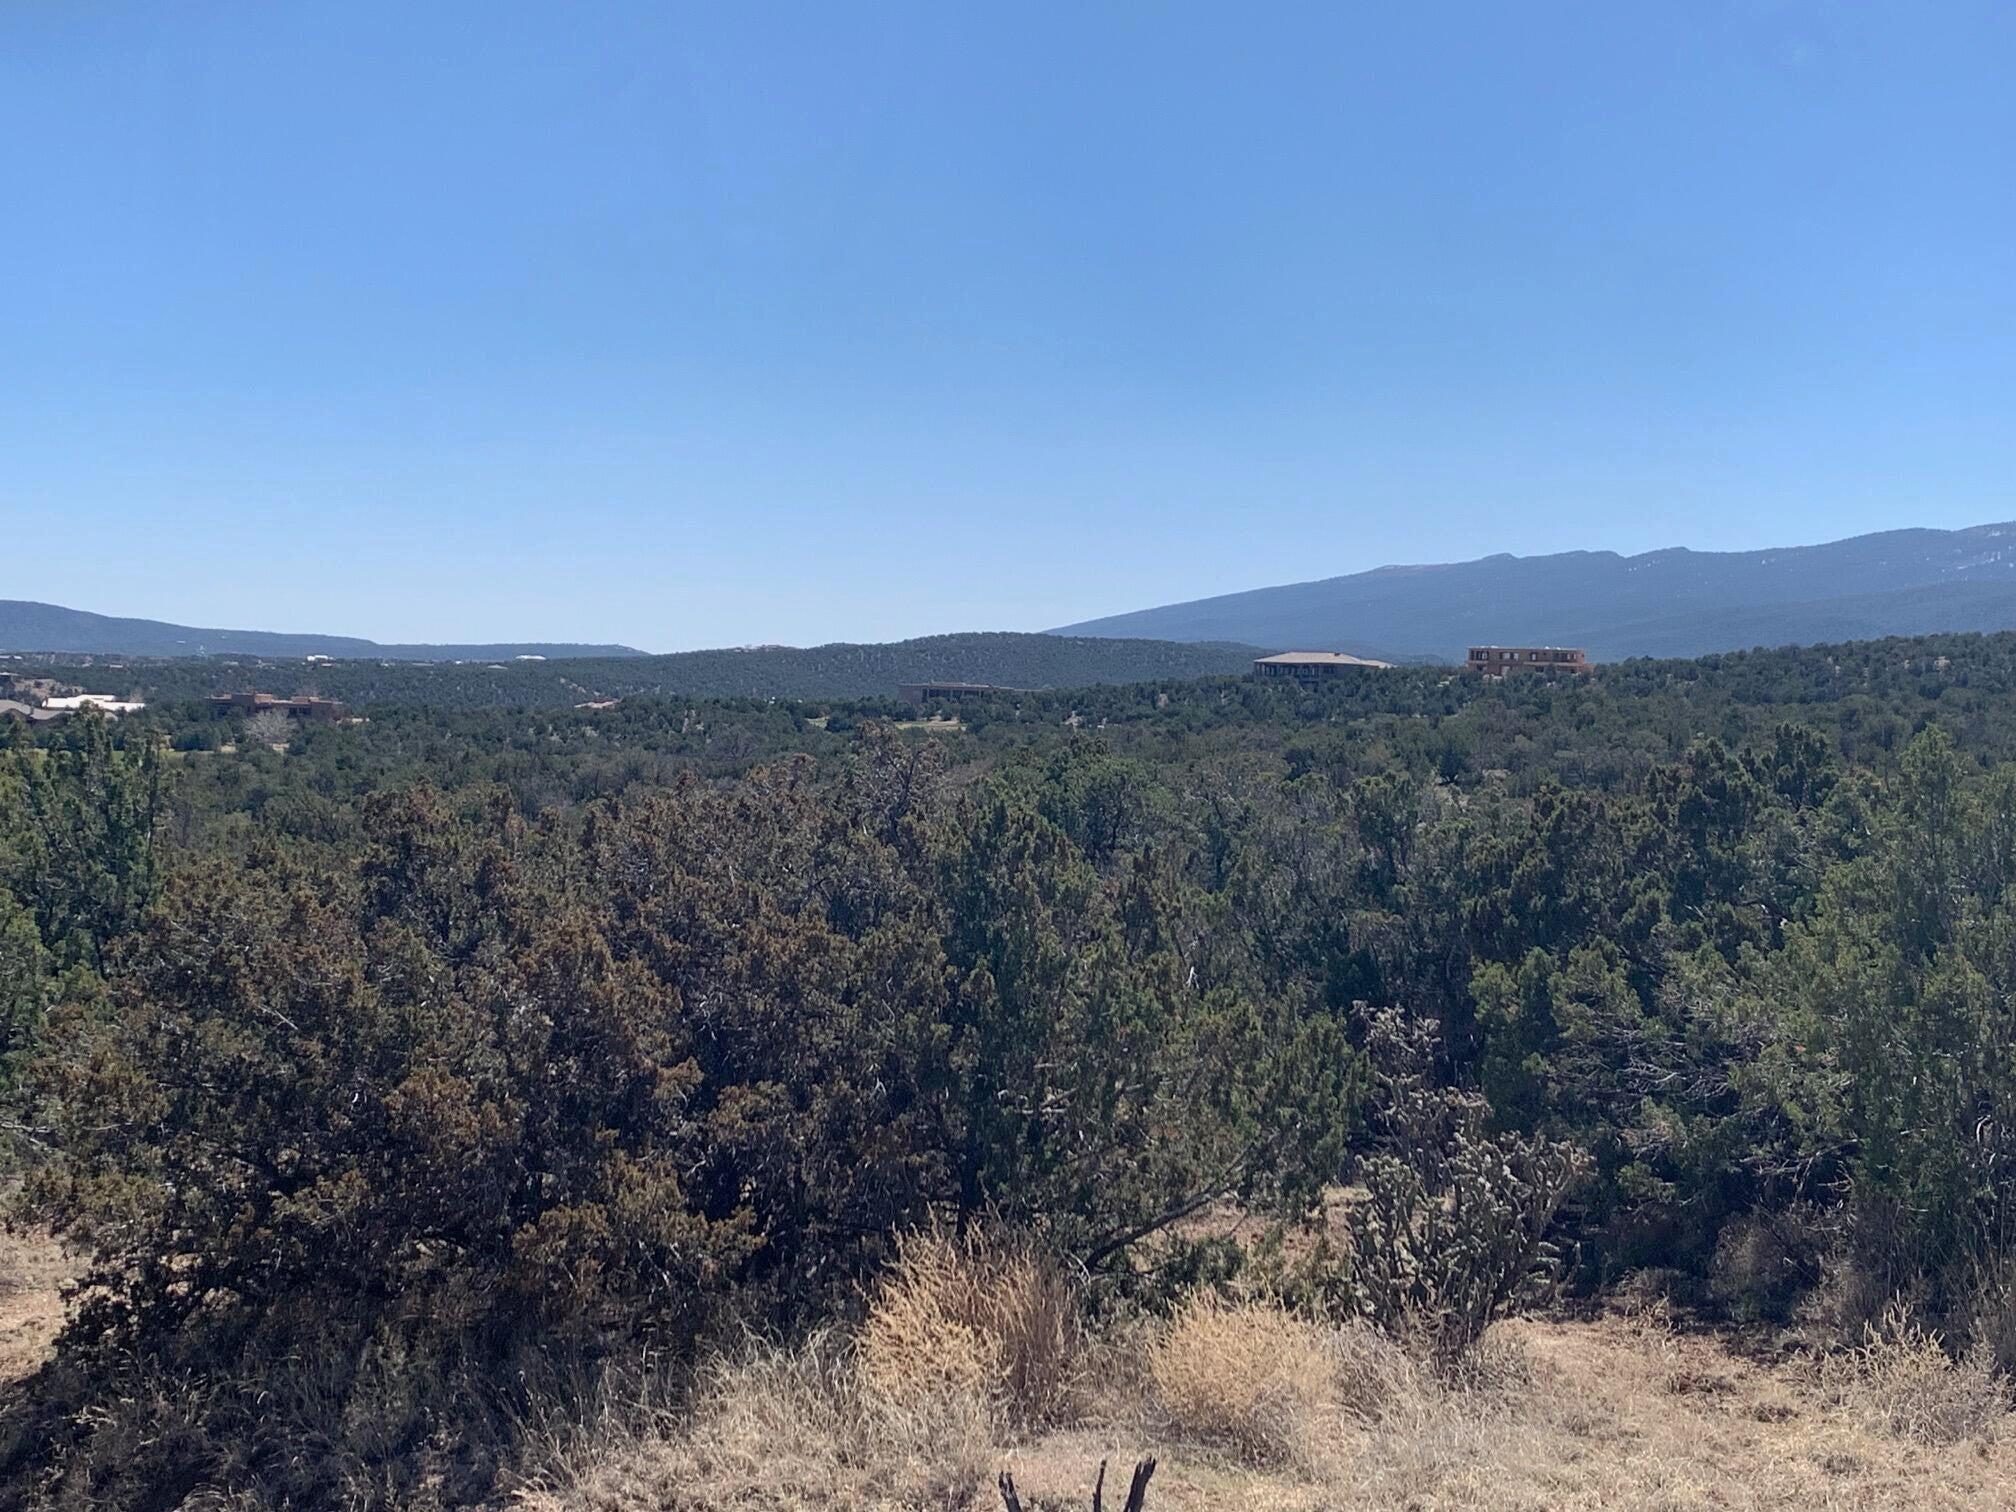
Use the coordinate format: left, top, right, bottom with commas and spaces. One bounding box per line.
993, 1313, 2015, 1512
0, 1224, 74, 1389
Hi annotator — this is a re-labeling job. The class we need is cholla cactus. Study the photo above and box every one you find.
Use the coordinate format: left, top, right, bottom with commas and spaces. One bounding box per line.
1343, 1006, 1589, 1368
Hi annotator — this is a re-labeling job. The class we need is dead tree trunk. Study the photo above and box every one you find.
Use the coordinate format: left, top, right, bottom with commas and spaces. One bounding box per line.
999, 1456, 1155, 1512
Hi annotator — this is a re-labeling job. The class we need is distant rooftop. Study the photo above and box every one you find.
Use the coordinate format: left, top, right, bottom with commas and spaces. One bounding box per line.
0, 699, 67, 723
40, 693, 146, 713
1253, 651, 1393, 669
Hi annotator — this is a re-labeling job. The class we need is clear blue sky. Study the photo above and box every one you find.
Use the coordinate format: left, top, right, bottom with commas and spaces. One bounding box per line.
4, 2, 2012, 651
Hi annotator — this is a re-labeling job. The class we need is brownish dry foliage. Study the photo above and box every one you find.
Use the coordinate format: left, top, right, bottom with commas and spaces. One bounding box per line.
1143, 1295, 1345, 1464
857, 1229, 1079, 1430
1820, 1303, 2010, 1447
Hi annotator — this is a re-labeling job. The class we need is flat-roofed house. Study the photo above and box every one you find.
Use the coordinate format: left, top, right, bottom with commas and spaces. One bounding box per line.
1466, 646, 1593, 674
1252, 650, 1392, 682
40, 693, 146, 715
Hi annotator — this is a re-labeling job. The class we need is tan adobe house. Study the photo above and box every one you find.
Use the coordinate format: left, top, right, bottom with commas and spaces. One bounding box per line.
1466, 646, 1592, 673
1252, 651, 1393, 682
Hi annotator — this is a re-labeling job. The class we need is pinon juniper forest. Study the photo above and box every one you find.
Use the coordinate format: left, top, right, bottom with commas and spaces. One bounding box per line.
1, 631, 2013, 1506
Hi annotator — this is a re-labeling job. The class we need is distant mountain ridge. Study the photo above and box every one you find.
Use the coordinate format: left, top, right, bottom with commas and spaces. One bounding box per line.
1052, 522, 2016, 662
25, 519, 2016, 672
0, 600, 647, 661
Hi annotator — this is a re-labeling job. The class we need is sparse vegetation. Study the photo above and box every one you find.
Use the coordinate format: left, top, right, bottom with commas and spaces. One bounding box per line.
518, 1263, 2015, 1511
517, 1336, 996, 1512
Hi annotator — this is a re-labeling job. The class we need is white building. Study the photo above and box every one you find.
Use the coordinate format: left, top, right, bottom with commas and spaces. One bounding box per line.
39, 694, 146, 715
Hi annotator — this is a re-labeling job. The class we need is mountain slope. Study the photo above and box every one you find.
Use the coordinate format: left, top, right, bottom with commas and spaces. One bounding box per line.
1053, 522, 2016, 662
0, 600, 646, 661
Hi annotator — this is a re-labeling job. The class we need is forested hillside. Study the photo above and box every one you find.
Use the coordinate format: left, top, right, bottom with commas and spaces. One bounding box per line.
2, 629, 2014, 1508
7, 631, 1267, 708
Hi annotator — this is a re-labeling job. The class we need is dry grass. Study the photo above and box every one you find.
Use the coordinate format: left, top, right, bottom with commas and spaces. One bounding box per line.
1821, 1304, 2010, 1447
526, 1303, 2016, 1512
6, 1229, 2011, 1511
858, 1229, 1078, 1429
516, 1335, 993, 1512
1971, 1276, 2016, 1377
519, 1231, 1071, 1512
1143, 1295, 1408, 1465
0, 1224, 75, 1389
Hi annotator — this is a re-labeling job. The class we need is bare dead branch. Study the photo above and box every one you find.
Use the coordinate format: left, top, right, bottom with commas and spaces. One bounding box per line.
1123, 1458, 1157, 1512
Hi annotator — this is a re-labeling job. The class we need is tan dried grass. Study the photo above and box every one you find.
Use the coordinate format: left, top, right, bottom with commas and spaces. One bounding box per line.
1144, 1295, 1342, 1464
857, 1228, 1077, 1429
1822, 1303, 2010, 1447
516, 1335, 992, 1512
518, 1306, 2016, 1512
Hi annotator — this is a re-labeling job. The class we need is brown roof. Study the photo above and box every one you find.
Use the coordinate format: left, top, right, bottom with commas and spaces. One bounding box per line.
0, 699, 68, 722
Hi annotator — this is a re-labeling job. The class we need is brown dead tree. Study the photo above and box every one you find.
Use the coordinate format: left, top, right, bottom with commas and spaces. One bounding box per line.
999, 1456, 1155, 1512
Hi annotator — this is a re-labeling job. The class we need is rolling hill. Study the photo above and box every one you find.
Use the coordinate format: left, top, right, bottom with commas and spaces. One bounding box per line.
1053, 522, 2016, 662
0, 600, 647, 661
32, 633, 1268, 709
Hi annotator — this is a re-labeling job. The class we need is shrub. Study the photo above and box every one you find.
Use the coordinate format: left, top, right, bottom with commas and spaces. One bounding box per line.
1145, 1295, 1336, 1464
1824, 1304, 2010, 1446
1709, 1213, 1818, 1324
1965, 1273, 2016, 1379
857, 1228, 1077, 1429
11, 762, 1361, 1506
